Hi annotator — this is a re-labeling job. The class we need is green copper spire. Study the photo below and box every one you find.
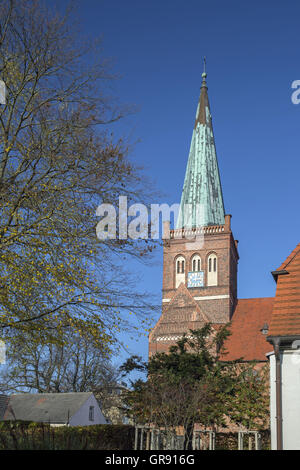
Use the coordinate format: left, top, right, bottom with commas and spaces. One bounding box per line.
176, 63, 225, 229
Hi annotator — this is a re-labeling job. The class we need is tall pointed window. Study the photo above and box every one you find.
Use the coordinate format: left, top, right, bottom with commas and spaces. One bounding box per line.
175, 255, 185, 288
207, 253, 217, 286
191, 255, 201, 272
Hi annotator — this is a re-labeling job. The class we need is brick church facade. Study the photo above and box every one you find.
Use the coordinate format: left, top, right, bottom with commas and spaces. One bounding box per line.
149, 70, 274, 362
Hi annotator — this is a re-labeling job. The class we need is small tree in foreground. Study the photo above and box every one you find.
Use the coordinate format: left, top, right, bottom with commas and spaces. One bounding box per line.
121, 324, 269, 449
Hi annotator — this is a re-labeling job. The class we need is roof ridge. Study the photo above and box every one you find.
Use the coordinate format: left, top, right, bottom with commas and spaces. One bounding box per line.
11, 392, 93, 397
237, 297, 274, 301
277, 242, 300, 271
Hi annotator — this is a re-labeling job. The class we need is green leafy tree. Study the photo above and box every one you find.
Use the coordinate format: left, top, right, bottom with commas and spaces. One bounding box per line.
121, 325, 269, 449
224, 363, 270, 430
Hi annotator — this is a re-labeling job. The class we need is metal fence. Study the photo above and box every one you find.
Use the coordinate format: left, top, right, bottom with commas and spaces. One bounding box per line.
237, 431, 261, 450
134, 426, 262, 450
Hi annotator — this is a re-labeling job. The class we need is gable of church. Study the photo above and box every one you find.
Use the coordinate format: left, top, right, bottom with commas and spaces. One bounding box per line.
150, 283, 210, 343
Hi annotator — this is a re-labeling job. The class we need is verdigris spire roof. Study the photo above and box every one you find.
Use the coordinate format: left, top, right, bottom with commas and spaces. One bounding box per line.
176, 64, 225, 229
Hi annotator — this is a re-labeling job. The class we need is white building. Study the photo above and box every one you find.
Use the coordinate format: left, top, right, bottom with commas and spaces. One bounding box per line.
1, 392, 107, 426
267, 242, 300, 450
268, 349, 300, 450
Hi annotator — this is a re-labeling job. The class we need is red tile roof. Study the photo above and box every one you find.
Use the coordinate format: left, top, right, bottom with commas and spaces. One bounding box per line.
269, 244, 300, 336
276, 242, 300, 271
221, 298, 274, 361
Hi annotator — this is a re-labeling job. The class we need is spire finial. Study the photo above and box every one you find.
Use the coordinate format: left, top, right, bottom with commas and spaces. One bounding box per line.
201, 57, 207, 87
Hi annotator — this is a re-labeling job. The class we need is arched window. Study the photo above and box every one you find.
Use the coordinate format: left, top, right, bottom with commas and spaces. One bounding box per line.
207, 253, 217, 286
175, 255, 185, 288
191, 254, 201, 272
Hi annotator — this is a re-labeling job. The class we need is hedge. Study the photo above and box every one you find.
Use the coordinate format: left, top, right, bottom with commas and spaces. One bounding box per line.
0, 422, 270, 450
0, 421, 135, 450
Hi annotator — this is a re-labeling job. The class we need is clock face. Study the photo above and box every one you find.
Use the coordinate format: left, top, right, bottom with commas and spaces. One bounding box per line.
187, 271, 204, 288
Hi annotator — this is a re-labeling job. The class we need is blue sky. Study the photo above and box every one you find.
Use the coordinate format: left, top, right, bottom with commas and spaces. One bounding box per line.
52, 0, 300, 365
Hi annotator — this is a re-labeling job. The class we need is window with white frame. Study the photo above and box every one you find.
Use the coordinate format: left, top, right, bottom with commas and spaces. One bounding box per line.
175, 255, 185, 288
207, 253, 217, 286
191, 254, 201, 272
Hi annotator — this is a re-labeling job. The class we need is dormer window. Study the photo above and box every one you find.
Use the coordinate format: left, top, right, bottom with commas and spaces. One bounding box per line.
260, 323, 269, 335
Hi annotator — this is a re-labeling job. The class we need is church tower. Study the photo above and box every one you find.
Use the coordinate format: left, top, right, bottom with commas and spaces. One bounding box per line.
149, 67, 239, 356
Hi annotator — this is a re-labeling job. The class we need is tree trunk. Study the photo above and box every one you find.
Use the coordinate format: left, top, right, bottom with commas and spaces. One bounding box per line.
184, 421, 194, 450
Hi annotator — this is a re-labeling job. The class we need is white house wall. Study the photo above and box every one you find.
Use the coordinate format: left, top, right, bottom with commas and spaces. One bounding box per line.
270, 350, 300, 450
69, 394, 107, 426
269, 353, 277, 450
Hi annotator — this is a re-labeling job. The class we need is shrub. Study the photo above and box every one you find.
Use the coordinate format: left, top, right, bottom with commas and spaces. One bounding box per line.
0, 422, 135, 450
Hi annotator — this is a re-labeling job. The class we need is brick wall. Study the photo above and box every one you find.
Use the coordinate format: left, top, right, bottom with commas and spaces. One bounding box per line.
149, 216, 239, 356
